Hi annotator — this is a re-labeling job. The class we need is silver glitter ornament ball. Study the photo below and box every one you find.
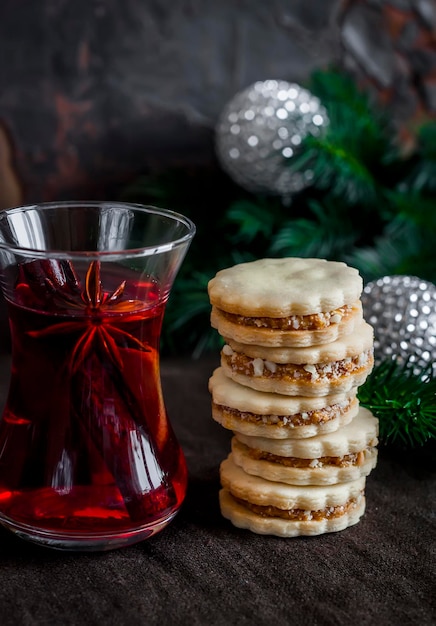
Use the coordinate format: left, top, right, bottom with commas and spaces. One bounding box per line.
361, 275, 436, 370
215, 80, 328, 196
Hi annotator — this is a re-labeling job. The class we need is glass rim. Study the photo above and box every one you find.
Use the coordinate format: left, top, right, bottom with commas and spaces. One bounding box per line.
0, 201, 196, 260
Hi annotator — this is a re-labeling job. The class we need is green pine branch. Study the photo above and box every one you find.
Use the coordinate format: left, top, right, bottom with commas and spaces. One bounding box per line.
162, 270, 220, 357
291, 67, 398, 207
290, 135, 380, 205
307, 67, 394, 160
347, 195, 436, 282
226, 198, 281, 245
268, 198, 357, 260
358, 359, 436, 449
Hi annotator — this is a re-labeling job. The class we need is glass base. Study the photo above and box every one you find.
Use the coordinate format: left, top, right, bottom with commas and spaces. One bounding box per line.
0, 510, 178, 552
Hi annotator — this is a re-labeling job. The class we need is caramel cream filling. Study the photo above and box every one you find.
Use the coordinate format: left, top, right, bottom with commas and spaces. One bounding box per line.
218, 304, 352, 331
213, 397, 354, 427
239, 440, 377, 468
222, 347, 374, 382
232, 492, 364, 521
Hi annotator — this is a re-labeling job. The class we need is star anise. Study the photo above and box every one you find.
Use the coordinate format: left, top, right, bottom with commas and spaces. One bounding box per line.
28, 260, 150, 373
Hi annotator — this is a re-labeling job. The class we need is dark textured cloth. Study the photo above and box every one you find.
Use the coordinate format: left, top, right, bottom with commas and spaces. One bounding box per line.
0, 353, 434, 626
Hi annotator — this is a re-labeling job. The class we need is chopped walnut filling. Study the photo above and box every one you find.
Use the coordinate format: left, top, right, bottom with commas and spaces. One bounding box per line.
218, 304, 352, 331
232, 492, 363, 521
239, 440, 375, 468
222, 347, 374, 382
213, 398, 353, 427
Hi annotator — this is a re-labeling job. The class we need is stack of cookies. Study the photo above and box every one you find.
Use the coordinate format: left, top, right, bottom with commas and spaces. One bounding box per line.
207, 257, 378, 537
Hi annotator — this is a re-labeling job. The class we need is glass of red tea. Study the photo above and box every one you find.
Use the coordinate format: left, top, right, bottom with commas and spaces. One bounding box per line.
0, 202, 195, 551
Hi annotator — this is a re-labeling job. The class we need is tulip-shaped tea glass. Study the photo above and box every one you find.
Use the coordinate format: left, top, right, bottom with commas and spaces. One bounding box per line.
0, 202, 195, 551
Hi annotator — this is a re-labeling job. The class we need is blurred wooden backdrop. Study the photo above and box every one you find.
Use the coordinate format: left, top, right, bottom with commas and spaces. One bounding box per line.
0, 0, 435, 209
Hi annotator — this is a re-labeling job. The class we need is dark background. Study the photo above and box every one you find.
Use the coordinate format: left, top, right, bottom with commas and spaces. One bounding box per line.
0, 0, 435, 209
0, 6, 435, 624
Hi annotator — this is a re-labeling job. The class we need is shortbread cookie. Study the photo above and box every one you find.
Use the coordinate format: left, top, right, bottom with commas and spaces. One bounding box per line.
219, 490, 366, 537
220, 455, 366, 537
209, 367, 358, 438
232, 407, 378, 485
210, 303, 363, 348
220, 321, 374, 396
208, 257, 364, 347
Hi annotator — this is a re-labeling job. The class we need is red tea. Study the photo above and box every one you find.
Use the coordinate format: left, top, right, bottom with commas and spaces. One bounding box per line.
0, 260, 187, 546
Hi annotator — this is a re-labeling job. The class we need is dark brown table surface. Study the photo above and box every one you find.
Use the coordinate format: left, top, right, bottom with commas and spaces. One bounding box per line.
0, 351, 434, 626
